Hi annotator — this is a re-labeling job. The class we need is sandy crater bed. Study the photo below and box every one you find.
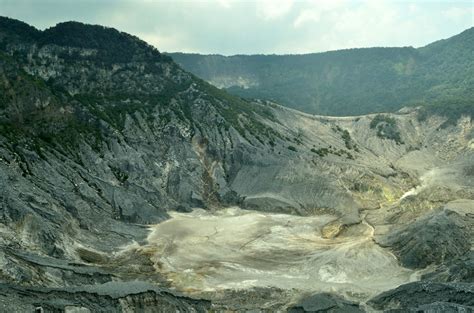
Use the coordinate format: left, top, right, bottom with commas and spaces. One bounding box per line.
140, 207, 418, 301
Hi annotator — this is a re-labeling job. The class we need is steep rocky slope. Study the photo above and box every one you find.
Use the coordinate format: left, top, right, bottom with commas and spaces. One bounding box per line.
168, 27, 474, 116
0, 17, 472, 311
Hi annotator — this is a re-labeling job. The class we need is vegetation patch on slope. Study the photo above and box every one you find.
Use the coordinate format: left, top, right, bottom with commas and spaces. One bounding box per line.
416, 98, 474, 128
370, 115, 403, 144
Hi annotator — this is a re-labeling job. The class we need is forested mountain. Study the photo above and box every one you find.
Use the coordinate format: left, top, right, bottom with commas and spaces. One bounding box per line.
169, 28, 474, 116
0, 16, 472, 312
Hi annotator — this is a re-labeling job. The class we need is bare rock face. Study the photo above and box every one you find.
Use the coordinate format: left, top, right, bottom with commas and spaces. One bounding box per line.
377, 209, 472, 269
288, 293, 365, 312
368, 281, 474, 312
320, 221, 345, 239
368, 208, 473, 312
0, 282, 211, 312
422, 251, 474, 283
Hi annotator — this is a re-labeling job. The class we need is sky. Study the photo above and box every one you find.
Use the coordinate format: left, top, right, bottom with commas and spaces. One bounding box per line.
0, 0, 472, 55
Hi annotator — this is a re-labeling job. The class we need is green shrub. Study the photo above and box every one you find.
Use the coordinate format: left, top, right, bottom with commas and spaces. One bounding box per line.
311, 147, 329, 157
370, 114, 403, 144
110, 165, 129, 183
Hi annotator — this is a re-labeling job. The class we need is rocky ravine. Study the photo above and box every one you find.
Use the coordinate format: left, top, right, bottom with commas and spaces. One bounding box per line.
0, 17, 473, 312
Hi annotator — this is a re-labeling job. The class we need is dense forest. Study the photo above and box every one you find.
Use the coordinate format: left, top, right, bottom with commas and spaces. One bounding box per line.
169, 27, 474, 117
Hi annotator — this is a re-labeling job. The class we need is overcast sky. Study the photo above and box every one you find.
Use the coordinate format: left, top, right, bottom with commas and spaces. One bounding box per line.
1, 0, 472, 55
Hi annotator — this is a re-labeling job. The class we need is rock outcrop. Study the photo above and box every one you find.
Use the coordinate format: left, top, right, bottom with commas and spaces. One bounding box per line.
288, 293, 365, 312
0, 281, 211, 312
377, 209, 472, 269
368, 281, 474, 312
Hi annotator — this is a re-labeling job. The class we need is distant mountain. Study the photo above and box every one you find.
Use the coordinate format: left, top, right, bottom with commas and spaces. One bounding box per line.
168, 28, 474, 116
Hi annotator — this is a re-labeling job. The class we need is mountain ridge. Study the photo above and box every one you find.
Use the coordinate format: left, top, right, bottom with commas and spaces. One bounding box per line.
168, 27, 473, 116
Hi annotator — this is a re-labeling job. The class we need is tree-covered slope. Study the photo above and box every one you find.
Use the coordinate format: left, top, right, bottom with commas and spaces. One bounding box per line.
168, 27, 474, 116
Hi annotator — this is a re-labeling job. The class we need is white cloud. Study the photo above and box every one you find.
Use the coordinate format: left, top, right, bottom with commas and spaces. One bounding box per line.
138, 32, 193, 53
443, 6, 473, 20
216, 0, 235, 9
408, 4, 419, 14
293, 9, 320, 28
306, 0, 348, 12
292, 0, 348, 28
256, 0, 294, 20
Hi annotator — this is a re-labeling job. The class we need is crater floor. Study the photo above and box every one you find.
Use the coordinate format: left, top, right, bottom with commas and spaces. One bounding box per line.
139, 207, 419, 301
